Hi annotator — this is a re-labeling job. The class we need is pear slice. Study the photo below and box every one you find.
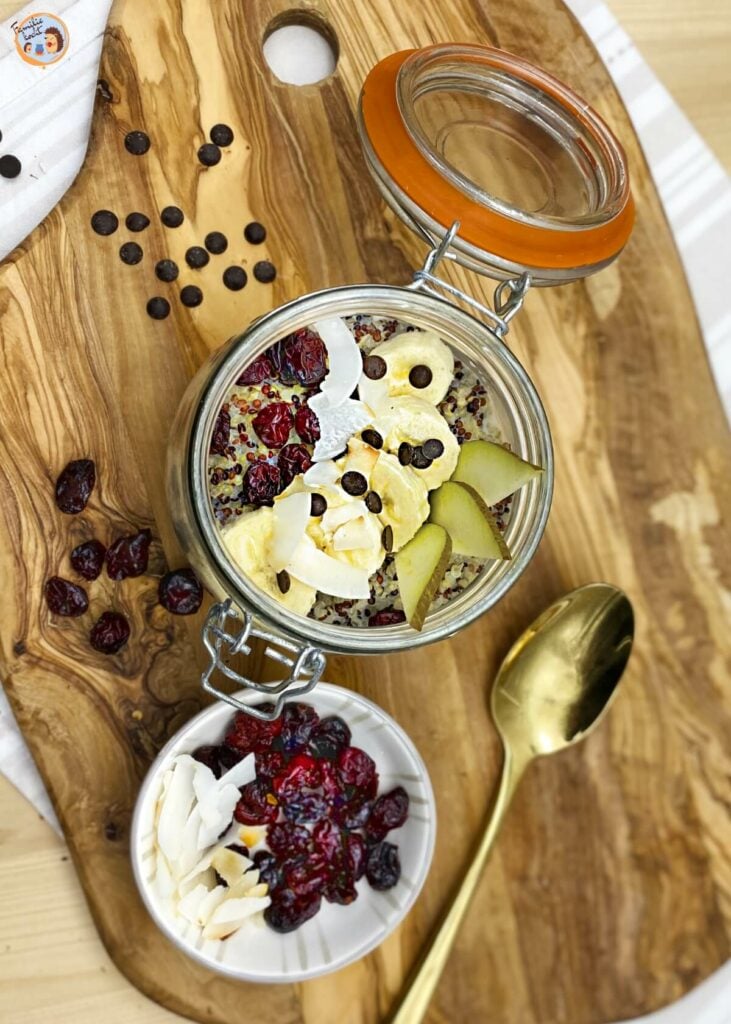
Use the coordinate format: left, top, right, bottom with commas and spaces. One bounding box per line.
429, 481, 510, 560
395, 523, 452, 631
452, 440, 543, 507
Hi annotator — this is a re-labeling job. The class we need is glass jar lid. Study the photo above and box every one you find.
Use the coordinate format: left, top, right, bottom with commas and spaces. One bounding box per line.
358, 43, 634, 283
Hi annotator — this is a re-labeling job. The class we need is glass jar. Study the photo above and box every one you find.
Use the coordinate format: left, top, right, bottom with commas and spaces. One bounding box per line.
165, 43, 633, 718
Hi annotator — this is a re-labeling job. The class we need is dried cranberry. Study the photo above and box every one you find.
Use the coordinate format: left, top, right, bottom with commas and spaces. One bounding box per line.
273, 753, 321, 798
105, 528, 152, 580
272, 329, 327, 386
277, 443, 313, 486
366, 841, 401, 890
226, 708, 282, 755
264, 889, 321, 933
158, 568, 203, 615
44, 577, 88, 617
308, 716, 351, 759
267, 822, 312, 860
333, 793, 372, 830
280, 702, 320, 753
55, 459, 96, 514
251, 402, 293, 449
337, 746, 378, 791
243, 461, 282, 506
323, 862, 358, 906
285, 857, 329, 897
234, 780, 278, 825
191, 745, 223, 778
365, 786, 410, 842
70, 539, 106, 581
368, 608, 406, 627
255, 749, 287, 779
217, 745, 244, 773
294, 404, 320, 443
210, 407, 231, 456
318, 759, 346, 805
346, 832, 366, 881
281, 792, 329, 824
89, 611, 130, 654
237, 353, 273, 385
312, 819, 342, 864
254, 849, 282, 890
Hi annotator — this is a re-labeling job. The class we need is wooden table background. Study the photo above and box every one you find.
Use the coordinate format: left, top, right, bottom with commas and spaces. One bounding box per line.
0, 1, 729, 1022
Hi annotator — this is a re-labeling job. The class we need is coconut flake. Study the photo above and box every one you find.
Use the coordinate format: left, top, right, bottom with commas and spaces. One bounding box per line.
311, 399, 371, 461
321, 500, 366, 534
196, 884, 229, 926
303, 460, 340, 487
178, 883, 210, 923
312, 317, 363, 407
219, 753, 256, 790
333, 516, 378, 551
156, 756, 197, 865
287, 535, 371, 598
271, 491, 311, 571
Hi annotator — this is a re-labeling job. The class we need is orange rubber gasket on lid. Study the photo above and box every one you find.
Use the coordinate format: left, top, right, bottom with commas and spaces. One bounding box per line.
361, 48, 635, 271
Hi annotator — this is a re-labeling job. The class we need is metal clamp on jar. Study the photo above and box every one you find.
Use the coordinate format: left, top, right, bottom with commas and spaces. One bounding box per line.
166, 43, 634, 719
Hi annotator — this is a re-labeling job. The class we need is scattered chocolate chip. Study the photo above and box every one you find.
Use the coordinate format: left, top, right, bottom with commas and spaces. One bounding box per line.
90, 611, 130, 654
91, 210, 118, 236
186, 246, 210, 269
398, 442, 413, 466
0, 154, 21, 179
361, 428, 383, 449
205, 230, 228, 254
147, 296, 170, 320
161, 205, 184, 228
276, 569, 291, 594
210, 123, 234, 147
365, 490, 382, 514
363, 354, 386, 380
155, 258, 178, 282
244, 221, 266, 244
253, 260, 276, 283
409, 364, 432, 389
124, 130, 150, 156
223, 265, 247, 290
125, 211, 150, 232
411, 446, 432, 470
180, 284, 203, 307
119, 241, 143, 265
310, 493, 327, 517
422, 438, 444, 460
198, 142, 221, 166
382, 525, 394, 552
341, 471, 367, 496
97, 79, 113, 102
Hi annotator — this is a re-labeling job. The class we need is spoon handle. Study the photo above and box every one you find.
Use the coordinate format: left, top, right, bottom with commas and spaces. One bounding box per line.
388, 748, 527, 1024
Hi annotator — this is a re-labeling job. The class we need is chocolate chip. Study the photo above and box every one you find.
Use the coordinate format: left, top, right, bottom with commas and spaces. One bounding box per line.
147, 296, 170, 320
361, 428, 383, 450
310, 493, 327, 517
119, 242, 143, 265
91, 209, 118, 236
341, 471, 367, 496
244, 221, 266, 244
411, 447, 432, 470
365, 490, 382, 514
422, 438, 444, 460
161, 205, 184, 228
210, 123, 234, 147
0, 154, 20, 179
205, 231, 228, 254
382, 525, 394, 552
198, 143, 221, 166
124, 130, 150, 156
223, 266, 247, 290
409, 364, 433, 389
125, 212, 150, 232
363, 354, 386, 380
276, 569, 291, 594
186, 246, 210, 269
253, 260, 276, 283
398, 442, 413, 466
155, 259, 178, 282
180, 284, 203, 307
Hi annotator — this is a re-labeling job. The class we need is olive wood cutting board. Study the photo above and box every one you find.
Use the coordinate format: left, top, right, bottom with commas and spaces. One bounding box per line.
1, 0, 729, 1022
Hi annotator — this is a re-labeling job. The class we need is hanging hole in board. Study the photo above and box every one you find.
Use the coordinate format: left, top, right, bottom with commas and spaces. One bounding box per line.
263, 11, 338, 85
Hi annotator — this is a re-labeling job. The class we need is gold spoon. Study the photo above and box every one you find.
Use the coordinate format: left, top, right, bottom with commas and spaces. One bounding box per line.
390, 583, 634, 1024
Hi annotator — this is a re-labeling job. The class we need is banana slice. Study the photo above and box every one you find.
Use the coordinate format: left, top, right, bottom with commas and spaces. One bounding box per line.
370, 450, 429, 552
221, 507, 316, 615
373, 395, 459, 490
358, 330, 454, 407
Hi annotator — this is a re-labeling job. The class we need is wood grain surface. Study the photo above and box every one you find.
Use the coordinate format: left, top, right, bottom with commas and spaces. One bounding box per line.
1, 1, 730, 1023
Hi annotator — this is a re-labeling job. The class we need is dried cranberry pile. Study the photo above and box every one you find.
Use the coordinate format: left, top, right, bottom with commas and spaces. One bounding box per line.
192, 702, 409, 933
43, 458, 204, 654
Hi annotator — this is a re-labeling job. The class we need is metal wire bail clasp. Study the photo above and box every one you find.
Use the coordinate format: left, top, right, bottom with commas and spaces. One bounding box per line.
200, 600, 326, 721
410, 221, 531, 338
